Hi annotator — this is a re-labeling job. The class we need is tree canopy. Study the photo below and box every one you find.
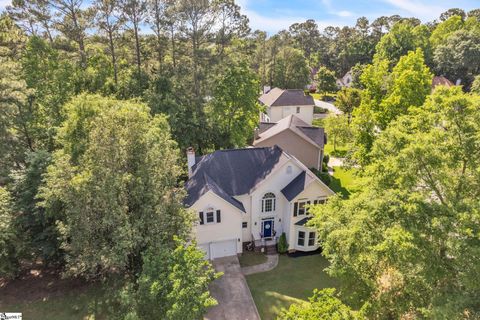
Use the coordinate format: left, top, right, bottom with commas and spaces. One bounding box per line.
311, 87, 480, 318
40, 95, 191, 278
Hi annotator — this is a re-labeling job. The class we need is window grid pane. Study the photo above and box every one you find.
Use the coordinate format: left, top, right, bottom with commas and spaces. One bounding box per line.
298, 231, 305, 246
298, 202, 305, 215
308, 232, 316, 246
206, 212, 214, 223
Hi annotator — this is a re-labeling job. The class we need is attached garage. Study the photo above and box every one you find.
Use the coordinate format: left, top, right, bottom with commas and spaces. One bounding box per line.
199, 239, 237, 260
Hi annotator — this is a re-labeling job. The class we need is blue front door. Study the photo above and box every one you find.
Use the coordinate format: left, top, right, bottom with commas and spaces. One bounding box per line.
263, 220, 273, 238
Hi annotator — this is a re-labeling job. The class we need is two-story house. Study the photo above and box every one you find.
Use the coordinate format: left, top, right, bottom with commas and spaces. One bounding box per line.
259, 88, 315, 125
184, 146, 334, 260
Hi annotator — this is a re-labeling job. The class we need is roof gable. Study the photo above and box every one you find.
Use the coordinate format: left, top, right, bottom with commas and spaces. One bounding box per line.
254, 115, 325, 148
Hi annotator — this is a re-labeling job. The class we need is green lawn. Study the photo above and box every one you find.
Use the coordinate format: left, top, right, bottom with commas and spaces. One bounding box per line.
329, 166, 359, 198
324, 143, 350, 158
246, 254, 337, 320
239, 252, 268, 267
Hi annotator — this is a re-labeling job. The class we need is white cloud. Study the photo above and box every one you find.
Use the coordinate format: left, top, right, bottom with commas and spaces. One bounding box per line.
336, 11, 354, 17
237, 0, 308, 33
381, 0, 446, 20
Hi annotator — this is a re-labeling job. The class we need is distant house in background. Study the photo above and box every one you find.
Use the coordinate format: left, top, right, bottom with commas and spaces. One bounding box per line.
254, 115, 325, 170
336, 71, 353, 89
432, 76, 454, 90
259, 88, 315, 125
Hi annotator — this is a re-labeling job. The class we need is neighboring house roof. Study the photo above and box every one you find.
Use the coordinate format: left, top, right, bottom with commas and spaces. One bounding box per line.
185, 146, 284, 209
254, 115, 325, 149
432, 76, 454, 89
259, 88, 314, 107
281, 171, 306, 201
295, 216, 312, 226
258, 122, 277, 135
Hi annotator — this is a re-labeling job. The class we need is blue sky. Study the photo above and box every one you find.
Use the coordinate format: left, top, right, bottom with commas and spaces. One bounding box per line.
237, 0, 479, 34
0, 0, 478, 34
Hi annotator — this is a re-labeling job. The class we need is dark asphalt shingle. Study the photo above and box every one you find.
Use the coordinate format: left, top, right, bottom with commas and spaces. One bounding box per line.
281, 171, 306, 201
259, 88, 314, 107
295, 216, 312, 226
185, 146, 284, 210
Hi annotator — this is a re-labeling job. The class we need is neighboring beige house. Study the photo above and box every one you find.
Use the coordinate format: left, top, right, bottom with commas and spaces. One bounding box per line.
259, 88, 315, 125
184, 146, 334, 260
336, 71, 353, 89
253, 115, 325, 171
432, 76, 454, 90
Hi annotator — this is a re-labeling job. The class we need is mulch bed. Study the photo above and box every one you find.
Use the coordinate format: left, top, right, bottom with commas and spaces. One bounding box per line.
287, 248, 322, 258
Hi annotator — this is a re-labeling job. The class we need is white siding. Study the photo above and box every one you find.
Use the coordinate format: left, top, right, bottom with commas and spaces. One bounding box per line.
286, 181, 332, 250
250, 159, 304, 241
191, 191, 244, 255
267, 105, 314, 124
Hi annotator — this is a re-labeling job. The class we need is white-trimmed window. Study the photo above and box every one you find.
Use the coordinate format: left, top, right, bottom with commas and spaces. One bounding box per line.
308, 232, 316, 246
297, 231, 316, 247
262, 192, 276, 213
286, 165, 292, 174
313, 198, 327, 205
199, 208, 221, 225
297, 231, 305, 246
293, 200, 311, 216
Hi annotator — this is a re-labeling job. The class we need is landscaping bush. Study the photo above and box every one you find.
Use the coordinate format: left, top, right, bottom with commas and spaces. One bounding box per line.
311, 167, 332, 186
314, 106, 328, 114
277, 232, 288, 254
322, 161, 328, 172
318, 172, 332, 185
323, 154, 330, 167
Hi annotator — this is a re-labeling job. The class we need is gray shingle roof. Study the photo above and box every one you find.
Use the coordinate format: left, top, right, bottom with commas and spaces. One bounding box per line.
185, 146, 284, 210
295, 216, 312, 226
258, 122, 277, 134
254, 115, 325, 149
281, 171, 306, 201
259, 88, 314, 107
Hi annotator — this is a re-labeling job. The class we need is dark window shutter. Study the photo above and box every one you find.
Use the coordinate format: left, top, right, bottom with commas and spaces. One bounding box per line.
199, 212, 204, 225
293, 202, 298, 216
306, 201, 311, 215
216, 210, 221, 223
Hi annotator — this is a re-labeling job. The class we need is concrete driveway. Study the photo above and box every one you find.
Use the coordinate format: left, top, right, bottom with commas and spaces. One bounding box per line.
314, 99, 343, 115
205, 256, 260, 320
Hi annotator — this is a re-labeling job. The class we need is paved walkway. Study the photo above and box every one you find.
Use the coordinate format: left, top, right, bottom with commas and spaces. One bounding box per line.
328, 156, 345, 176
205, 256, 260, 320
314, 99, 342, 115
241, 254, 279, 275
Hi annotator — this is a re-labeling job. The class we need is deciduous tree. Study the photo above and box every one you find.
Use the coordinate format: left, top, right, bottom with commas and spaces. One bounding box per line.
311, 87, 480, 318
207, 61, 260, 149
41, 95, 192, 278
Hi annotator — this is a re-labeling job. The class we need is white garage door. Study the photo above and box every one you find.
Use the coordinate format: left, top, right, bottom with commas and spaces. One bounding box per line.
198, 243, 210, 260
210, 240, 237, 260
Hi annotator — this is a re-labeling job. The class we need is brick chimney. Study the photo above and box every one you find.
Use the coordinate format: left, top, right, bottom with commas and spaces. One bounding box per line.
187, 147, 195, 177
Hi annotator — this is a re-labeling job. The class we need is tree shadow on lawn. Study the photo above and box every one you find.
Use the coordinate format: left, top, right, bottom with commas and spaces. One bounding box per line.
329, 175, 351, 199
246, 254, 338, 320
